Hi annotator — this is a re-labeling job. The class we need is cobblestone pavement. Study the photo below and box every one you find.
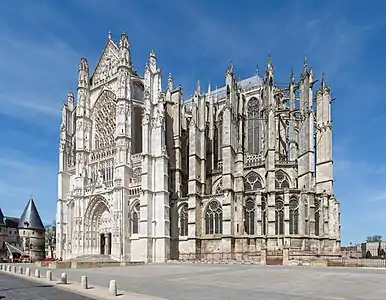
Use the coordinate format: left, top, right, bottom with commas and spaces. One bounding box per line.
0, 272, 93, 300
12, 263, 386, 300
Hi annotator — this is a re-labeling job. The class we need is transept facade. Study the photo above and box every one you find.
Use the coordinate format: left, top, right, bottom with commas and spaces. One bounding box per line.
56, 32, 340, 263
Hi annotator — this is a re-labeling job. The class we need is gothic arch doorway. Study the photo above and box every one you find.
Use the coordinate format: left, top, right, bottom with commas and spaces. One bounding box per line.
84, 195, 112, 255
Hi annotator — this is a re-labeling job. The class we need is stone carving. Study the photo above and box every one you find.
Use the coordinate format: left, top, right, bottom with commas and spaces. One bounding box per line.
153, 98, 165, 128
132, 167, 142, 184
118, 71, 128, 98
142, 90, 151, 125
77, 89, 86, 107
92, 44, 119, 86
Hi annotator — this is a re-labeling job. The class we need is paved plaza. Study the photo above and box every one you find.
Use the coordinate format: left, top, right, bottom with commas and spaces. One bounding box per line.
0, 272, 93, 300
9, 263, 386, 300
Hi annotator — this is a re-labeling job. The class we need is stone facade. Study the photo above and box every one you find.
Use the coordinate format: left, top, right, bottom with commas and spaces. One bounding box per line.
56, 32, 341, 263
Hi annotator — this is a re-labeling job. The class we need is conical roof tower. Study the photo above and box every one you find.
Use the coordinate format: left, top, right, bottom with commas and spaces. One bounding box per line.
18, 198, 45, 230
0, 208, 5, 225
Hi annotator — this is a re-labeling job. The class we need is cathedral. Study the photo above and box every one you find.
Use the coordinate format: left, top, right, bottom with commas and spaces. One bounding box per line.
56, 32, 341, 263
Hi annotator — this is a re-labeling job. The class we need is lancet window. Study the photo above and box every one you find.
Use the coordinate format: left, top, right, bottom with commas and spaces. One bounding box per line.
244, 198, 255, 235
214, 111, 223, 163
179, 204, 188, 237
261, 196, 267, 235
275, 197, 284, 235
314, 198, 320, 236
289, 197, 299, 234
204, 200, 223, 234
244, 171, 263, 191
247, 97, 260, 154
131, 202, 140, 234
275, 170, 290, 189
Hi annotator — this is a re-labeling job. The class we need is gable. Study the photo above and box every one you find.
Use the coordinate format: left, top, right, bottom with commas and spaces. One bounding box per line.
91, 40, 120, 87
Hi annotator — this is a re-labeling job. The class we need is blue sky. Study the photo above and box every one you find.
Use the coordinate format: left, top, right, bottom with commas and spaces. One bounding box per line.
0, 0, 385, 245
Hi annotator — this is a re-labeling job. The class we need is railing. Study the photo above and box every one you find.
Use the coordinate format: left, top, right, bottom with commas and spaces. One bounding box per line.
132, 153, 142, 167
331, 258, 386, 268
90, 147, 116, 162
245, 154, 263, 167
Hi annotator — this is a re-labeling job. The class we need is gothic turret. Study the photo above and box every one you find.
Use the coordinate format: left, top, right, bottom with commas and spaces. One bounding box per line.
18, 198, 45, 260
288, 70, 297, 161
118, 32, 132, 68
315, 73, 333, 194
18, 198, 44, 230
298, 58, 315, 191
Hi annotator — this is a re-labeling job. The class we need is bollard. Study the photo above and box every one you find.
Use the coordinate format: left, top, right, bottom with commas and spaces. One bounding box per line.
26, 268, 31, 276
0, 264, 3, 270
12, 266, 16, 273
81, 276, 88, 289
35, 269, 40, 278
109, 280, 117, 296
7, 265, 11, 272
60, 273, 67, 284
18, 266, 23, 274
46, 270, 52, 281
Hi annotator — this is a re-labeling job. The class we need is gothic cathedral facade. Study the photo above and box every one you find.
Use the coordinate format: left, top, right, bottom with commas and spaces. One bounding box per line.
56, 32, 341, 263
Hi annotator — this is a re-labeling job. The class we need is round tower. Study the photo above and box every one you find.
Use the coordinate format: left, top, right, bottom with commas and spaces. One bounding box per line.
18, 198, 45, 261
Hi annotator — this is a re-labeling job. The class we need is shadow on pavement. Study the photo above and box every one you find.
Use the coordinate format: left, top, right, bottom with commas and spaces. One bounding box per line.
0, 284, 53, 292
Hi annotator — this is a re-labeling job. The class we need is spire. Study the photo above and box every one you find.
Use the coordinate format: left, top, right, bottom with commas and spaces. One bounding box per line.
149, 49, 156, 60
78, 57, 89, 72
18, 198, 45, 230
119, 32, 129, 49
303, 55, 308, 74
67, 90, 74, 107
0, 208, 4, 225
290, 69, 295, 84
168, 73, 173, 91
196, 80, 201, 94
226, 61, 234, 76
207, 82, 211, 94
148, 50, 157, 72
321, 72, 326, 90
108, 29, 112, 40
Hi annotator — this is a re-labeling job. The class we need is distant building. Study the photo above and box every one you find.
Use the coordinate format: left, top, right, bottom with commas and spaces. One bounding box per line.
0, 198, 45, 261
361, 242, 386, 258
341, 245, 361, 258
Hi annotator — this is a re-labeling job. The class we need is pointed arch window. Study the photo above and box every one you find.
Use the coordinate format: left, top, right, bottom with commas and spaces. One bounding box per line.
315, 199, 320, 236
179, 204, 188, 237
205, 201, 223, 234
289, 197, 299, 234
247, 97, 260, 154
275, 198, 284, 235
131, 202, 140, 234
275, 170, 290, 189
244, 198, 255, 235
261, 196, 267, 235
244, 171, 263, 191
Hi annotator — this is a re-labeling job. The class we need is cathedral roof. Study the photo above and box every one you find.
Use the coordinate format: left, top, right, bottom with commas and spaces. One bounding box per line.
18, 198, 45, 230
185, 74, 263, 104
4, 216, 19, 228
0, 208, 4, 225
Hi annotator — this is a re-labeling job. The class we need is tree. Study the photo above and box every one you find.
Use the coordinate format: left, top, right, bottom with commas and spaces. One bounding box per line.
45, 221, 56, 258
366, 235, 383, 243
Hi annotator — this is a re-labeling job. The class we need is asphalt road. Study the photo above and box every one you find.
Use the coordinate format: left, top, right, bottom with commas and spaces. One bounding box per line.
0, 272, 94, 300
